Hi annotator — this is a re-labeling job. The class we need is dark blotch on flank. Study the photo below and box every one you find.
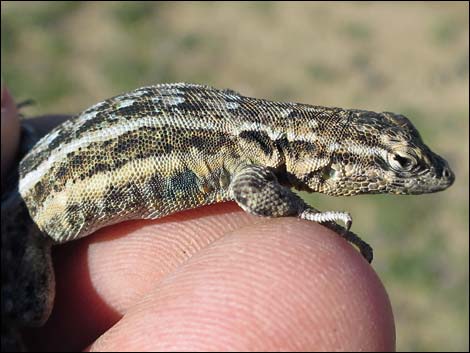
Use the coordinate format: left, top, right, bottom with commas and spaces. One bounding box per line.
114, 135, 141, 153
169, 169, 198, 194
239, 130, 274, 156
147, 173, 166, 199
163, 142, 173, 153
87, 163, 111, 177
190, 136, 206, 148
289, 140, 317, 153
65, 203, 80, 215
102, 186, 126, 214
185, 130, 231, 155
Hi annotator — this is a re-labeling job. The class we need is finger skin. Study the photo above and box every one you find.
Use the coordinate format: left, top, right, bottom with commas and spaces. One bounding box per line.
28, 205, 395, 352
1, 86, 20, 185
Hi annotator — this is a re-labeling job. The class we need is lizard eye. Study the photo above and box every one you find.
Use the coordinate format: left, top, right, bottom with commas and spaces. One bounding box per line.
388, 152, 416, 172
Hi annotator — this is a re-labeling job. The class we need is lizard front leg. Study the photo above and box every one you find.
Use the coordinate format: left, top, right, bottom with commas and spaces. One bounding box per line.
229, 164, 373, 263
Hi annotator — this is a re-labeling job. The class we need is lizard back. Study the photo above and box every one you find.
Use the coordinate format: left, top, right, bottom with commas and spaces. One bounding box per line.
18, 83, 340, 242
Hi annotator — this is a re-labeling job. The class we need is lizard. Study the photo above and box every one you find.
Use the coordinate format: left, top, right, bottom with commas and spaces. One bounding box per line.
1, 82, 455, 350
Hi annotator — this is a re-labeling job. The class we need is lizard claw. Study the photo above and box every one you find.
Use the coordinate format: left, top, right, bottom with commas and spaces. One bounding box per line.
300, 210, 352, 230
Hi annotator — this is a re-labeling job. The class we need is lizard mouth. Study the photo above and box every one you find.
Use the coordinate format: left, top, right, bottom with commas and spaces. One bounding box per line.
429, 155, 455, 190
406, 164, 455, 194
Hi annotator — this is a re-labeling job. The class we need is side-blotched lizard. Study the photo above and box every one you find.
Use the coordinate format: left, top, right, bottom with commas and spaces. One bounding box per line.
1, 83, 454, 350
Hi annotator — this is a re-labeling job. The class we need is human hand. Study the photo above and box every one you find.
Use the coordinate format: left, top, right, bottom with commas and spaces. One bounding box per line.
2, 88, 395, 351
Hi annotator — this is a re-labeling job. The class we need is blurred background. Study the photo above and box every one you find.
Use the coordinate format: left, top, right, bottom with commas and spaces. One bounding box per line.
1, 1, 468, 351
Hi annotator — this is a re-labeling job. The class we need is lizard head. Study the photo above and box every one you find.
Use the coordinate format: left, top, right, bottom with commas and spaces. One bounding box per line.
287, 110, 455, 196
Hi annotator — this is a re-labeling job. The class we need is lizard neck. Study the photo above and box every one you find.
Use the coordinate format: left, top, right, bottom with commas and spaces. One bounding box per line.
271, 109, 349, 193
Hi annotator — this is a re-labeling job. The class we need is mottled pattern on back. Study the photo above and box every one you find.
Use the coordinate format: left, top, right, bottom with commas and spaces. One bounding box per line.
18, 83, 345, 242
19, 83, 454, 244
